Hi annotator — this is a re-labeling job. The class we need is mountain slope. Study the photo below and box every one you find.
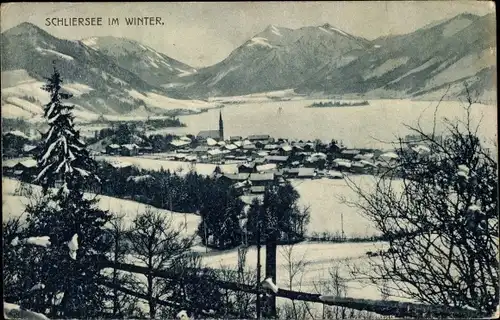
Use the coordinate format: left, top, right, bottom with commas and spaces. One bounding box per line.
81, 36, 197, 87
180, 24, 371, 97
298, 13, 496, 101
1, 23, 214, 120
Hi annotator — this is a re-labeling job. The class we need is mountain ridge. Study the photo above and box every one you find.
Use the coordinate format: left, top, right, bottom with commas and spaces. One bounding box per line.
1, 14, 496, 120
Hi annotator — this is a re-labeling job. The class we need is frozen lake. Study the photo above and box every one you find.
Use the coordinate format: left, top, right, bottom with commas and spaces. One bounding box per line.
148, 99, 496, 149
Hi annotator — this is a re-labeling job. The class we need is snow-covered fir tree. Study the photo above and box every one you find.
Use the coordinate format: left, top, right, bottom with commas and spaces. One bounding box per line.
35, 65, 97, 192
10, 66, 113, 319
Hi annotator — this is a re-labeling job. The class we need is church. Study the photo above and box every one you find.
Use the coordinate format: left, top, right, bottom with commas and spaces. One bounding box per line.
196, 110, 224, 141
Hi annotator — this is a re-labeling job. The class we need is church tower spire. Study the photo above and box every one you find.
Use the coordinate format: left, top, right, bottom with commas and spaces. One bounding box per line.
219, 110, 224, 141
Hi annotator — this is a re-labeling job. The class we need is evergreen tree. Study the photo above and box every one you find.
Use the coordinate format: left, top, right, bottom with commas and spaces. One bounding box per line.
197, 181, 244, 249
35, 65, 98, 192
19, 66, 112, 318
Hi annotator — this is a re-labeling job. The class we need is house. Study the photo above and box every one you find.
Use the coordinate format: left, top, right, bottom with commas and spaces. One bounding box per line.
265, 155, 289, 164
255, 141, 266, 149
22, 144, 38, 156
247, 134, 270, 142
206, 138, 218, 146
225, 144, 239, 151
193, 146, 210, 154
379, 152, 399, 162
279, 145, 293, 156
354, 153, 374, 161
106, 144, 121, 155
341, 149, 361, 160
250, 186, 266, 194
249, 172, 274, 186
220, 173, 251, 183
256, 163, 277, 172
333, 158, 352, 170
208, 149, 224, 161
327, 170, 344, 179
170, 140, 191, 148
139, 146, 154, 154
243, 144, 257, 151
254, 158, 266, 165
263, 144, 279, 151
197, 130, 221, 141
297, 168, 315, 179
269, 150, 280, 155
12, 159, 38, 179
238, 163, 256, 173
282, 168, 300, 178
351, 161, 367, 174
121, 144, 139, 156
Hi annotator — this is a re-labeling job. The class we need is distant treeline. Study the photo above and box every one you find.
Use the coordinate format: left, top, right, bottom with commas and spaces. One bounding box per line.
306, 101, 370, 108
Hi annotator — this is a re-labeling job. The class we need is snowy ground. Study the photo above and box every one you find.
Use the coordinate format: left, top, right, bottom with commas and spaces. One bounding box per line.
97, 156, 240, 176
2, 178, 200, 234
3, 176, 414, 315
93, 156, 388, 238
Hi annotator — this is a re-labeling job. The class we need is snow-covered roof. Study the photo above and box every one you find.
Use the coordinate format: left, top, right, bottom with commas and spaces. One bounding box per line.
108, 144, 121, 149
256, 163, 277, 172
22, 145, 37, 152
328, 170, 344, 178
222, 173, 250, 181
250, 186, 266, 193
225, 144, 238, 150
411, 145, 431, 154
127, 175, 155, 183
354, 153, 374, 160
335, 160, 352, 168
206, 138, 218, 146
341, 149, 360, 155
311, 152, 327, 159
249, 172, 274, 181
19, 159, 37, 168
264, 144, 279, 150
265, 155, 289, 162
122, 144, 139, 150
179, 136, 192, 142
298, 168, 315, 177
108, 160, 133, 168
170, 140, 191, 147
6, 130, 29, 139
208, 149, 223, 156
379, 152, 399, 160
280, 145, 293, 152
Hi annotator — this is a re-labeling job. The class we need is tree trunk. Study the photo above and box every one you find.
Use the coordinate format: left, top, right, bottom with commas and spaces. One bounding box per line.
147, 274, 156, 319
264, 237, 277, 318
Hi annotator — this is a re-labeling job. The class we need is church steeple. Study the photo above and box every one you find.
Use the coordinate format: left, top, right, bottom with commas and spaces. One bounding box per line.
219, 110, 224, 141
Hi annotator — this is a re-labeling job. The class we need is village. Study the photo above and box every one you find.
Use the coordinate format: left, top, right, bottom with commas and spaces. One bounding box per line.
2, 111, 426, 199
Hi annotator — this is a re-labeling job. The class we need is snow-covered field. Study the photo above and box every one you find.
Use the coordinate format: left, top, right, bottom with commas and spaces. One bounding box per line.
97, 156, 240, 176
197, 240, 402, 306
92, 156, 389, 238
2, 175, 414, 311
2, 178, 200, 234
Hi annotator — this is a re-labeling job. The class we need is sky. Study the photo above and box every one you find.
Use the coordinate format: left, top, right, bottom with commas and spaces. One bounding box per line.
1, 2, 495, 67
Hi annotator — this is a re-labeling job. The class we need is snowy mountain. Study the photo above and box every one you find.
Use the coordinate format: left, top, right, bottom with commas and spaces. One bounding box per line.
1, 23, 213, 121
297, 13, 496, 102
179, 24, 370, 96
1, 14, 496, 120
81, 36, 197, 87
179, 14, 495, 101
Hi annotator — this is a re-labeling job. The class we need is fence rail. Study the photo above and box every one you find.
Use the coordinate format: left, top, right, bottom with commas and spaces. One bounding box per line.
100, 260, 479, 318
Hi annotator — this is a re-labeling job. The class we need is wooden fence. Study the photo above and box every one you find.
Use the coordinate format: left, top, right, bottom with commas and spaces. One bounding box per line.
99, 260, 480, 318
